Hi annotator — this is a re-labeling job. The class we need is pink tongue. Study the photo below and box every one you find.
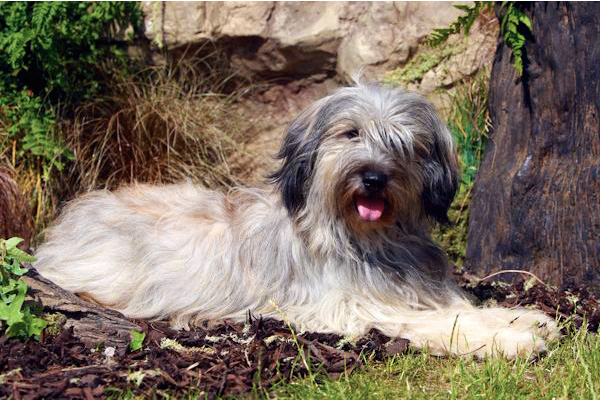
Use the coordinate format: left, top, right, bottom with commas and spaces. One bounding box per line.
356, 196, 385, 221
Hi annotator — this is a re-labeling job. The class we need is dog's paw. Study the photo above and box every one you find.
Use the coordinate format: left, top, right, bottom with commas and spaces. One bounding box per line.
474, 308, 560, 359
390, 305, 560, 359
507, 308, 560, 340
484, 327, 550, 359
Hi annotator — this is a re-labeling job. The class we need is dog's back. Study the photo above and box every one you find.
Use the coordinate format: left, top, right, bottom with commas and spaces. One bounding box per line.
34, 182, 237, 321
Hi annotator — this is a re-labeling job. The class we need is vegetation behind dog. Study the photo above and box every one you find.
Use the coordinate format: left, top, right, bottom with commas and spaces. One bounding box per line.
0, 2, 142, 235
62, 55, 251, 193
0, 2, 253, 241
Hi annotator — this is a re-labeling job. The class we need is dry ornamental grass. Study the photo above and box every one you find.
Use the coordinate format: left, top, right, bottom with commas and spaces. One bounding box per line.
63, 55, 254, 193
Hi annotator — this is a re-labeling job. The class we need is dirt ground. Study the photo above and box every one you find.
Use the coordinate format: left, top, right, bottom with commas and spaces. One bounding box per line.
230, 78, 338, 186
2, 274, 598, 400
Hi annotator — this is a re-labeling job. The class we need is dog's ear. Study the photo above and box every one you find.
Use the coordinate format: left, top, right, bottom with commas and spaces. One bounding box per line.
421, 126, 460, 225
269, 103, 325, 216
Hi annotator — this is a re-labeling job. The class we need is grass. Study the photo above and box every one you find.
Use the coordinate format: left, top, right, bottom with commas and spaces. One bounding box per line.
101, 321, 600, 399
2, 49, 256, 243
62, 51, 253, 193
1, 118, 57, 237
266, 323, 599, 400
445, 70, 491, 187
431, 69, 490, 270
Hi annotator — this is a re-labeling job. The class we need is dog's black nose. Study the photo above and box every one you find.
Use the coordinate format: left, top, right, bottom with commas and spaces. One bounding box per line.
362, 171, 388, 193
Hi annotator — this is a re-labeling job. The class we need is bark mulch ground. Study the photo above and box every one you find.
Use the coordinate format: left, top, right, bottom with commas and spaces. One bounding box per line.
1, 277, 598, 399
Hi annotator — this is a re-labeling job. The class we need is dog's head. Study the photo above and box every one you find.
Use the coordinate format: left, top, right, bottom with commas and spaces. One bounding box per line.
270, 83, 459, 236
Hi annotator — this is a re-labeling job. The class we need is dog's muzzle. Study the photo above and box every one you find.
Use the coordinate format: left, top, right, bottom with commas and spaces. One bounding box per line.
355, 170, 388, 222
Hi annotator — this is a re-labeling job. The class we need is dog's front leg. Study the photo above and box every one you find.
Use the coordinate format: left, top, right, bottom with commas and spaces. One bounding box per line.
287, 293, 559, 359
368, 301, 560, 358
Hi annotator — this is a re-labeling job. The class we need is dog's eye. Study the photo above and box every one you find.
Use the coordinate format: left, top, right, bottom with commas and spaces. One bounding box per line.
344, 129, 359, 139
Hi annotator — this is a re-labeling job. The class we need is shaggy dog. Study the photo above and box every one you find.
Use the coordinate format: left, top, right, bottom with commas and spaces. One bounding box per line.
34, 83, 558, 358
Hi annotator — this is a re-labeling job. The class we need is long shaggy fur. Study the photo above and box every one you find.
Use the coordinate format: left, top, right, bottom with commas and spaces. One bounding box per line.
34, 83, 558, 358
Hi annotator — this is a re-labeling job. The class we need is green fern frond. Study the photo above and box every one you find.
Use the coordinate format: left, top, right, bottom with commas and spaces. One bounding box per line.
425, 2, 493, 47
499, 2, 532, 75
0, 1, 143, 179
425, 1, 533, 76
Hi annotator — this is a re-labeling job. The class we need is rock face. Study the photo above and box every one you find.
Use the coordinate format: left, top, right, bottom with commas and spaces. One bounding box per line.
142, 1, 493, 84
141, 1, 498, 184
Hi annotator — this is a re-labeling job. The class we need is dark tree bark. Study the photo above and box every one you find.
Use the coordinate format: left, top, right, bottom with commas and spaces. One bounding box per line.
465, 3, 600, 292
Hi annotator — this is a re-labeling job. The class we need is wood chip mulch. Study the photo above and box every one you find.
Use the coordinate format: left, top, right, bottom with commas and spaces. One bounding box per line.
1, 277, 599, 399
459, 275, 600, 332
1, 317, 408, 399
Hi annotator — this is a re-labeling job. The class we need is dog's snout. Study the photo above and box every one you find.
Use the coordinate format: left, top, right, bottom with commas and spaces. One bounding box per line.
362, 171, 388, 193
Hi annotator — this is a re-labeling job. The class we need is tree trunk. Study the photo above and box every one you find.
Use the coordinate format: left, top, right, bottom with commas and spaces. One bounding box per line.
465, 3, 600, 293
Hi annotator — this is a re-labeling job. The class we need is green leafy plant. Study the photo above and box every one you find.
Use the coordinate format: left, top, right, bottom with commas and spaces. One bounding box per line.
498, 2, 532, 75
0, 90, 73, 176
425, 2, 490, 48
129, 330, 146, 352
0, 237, 47, 339
0, 1, 142, 168
426, 2, 532, 75
433, 71, 491, 269
0, 1, 143, 230
0, 2, 142, 103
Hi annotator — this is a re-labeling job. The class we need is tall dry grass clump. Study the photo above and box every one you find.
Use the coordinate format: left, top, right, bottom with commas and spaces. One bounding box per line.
0, 165, 33, 246
63, 55, 252, 193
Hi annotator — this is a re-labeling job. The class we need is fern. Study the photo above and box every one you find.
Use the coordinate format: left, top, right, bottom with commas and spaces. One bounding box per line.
425, 1, 532, 75
426, 2, 492, 47
499, 2, 532, 75
0, 2, 142, 179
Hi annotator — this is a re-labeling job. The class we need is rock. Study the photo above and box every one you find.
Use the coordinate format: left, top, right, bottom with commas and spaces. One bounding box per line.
419, 20, 497, 91
337, 2, 465, 81
141, 1, 493, 81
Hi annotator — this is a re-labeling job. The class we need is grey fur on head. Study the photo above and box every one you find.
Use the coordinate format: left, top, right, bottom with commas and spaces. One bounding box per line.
33, 82, 558, 358
271, 83, 458, 224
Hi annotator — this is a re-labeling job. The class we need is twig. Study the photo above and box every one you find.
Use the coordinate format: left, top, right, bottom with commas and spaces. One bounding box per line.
479, 269, 548, 287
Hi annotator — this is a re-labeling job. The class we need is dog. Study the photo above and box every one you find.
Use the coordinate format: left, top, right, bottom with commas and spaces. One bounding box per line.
34, 82, 558, 358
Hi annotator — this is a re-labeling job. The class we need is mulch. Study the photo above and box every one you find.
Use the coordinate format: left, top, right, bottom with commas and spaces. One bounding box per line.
1, 276, 598, 399
458, 274, 600, 332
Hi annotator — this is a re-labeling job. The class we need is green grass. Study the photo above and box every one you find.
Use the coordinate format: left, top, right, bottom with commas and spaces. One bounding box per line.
384, 39, 466, 85
266, 324, 599, 400
102, 322, 599, 399
446, 70, 491, 187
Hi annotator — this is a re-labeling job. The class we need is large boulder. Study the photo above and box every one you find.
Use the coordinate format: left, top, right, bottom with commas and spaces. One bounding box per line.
142, 1, 493, 83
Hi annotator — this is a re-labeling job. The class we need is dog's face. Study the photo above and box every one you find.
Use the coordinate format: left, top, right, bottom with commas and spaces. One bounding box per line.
270, 83, 459, 236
